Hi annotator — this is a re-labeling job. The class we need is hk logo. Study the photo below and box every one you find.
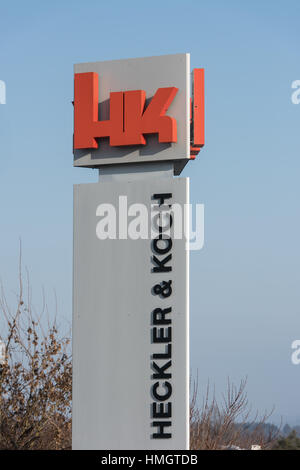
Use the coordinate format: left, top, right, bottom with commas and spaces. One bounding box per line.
74, 72, 178, 149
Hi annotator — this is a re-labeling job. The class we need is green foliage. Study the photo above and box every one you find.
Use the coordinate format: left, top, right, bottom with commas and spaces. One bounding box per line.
274, 430, 300, 450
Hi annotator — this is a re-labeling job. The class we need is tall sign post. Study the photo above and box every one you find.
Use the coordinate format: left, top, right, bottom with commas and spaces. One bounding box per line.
72, 54, 204, 450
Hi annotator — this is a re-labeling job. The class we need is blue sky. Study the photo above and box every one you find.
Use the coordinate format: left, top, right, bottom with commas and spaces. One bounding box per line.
0, 0, 300, 425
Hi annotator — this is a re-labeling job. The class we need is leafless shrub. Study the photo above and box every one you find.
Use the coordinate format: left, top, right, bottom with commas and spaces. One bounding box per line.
0, 253, 72, 450
190, 374, 280, 450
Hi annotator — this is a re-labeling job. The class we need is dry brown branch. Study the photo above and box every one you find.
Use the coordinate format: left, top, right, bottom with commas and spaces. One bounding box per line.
0, 252, 72, 450
190, 375, 280, 450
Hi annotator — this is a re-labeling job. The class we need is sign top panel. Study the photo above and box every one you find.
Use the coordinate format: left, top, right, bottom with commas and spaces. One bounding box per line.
73, 54, 190, 173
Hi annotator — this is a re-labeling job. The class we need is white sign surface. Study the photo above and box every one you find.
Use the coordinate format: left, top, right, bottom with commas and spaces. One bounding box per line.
73, 176, 189, 450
